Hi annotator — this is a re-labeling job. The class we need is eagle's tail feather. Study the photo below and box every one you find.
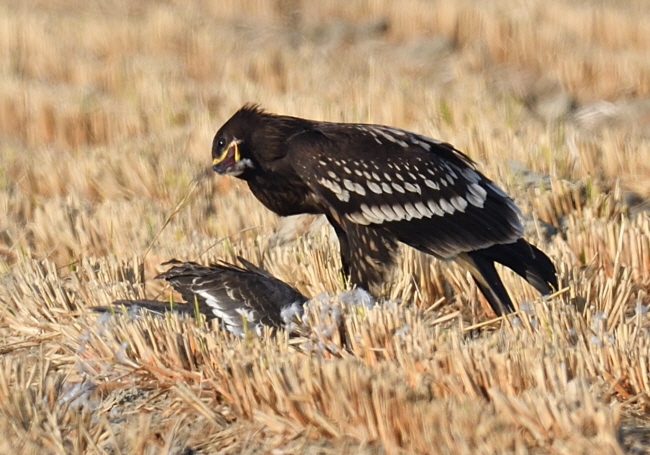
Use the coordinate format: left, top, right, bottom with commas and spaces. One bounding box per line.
457, 239, 557, 316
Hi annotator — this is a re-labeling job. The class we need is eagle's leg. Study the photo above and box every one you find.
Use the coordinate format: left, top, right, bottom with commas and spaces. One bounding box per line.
326, 214, 354, 284
327, 215, 398, 295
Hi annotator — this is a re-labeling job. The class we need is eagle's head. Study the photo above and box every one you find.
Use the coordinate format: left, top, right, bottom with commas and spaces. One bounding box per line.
212, 104, 311, 179
211, 104, 268, 178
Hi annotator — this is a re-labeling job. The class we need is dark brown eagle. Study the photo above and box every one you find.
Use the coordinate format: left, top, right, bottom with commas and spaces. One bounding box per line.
96, 259, 307, 336
211, 104, 558, 316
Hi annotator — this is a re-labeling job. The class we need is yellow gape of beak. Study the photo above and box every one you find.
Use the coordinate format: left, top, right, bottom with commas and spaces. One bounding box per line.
213, 140, 240, 165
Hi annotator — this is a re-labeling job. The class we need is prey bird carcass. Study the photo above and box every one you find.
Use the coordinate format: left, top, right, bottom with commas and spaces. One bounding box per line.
95, 258, 307, 337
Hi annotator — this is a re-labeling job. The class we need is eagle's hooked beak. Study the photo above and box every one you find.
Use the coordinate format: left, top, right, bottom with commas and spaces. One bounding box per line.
212, 139, 241, 174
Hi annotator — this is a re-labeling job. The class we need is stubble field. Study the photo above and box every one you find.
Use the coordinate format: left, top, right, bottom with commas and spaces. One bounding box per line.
1, 0, 650, 453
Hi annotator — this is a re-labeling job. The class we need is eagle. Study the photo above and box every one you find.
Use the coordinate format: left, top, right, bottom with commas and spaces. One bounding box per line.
211, 104, 558, 316
96, 259, 307, 336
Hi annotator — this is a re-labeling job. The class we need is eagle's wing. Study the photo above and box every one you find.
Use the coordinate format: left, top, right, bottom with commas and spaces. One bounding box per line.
286, 124, 523, 260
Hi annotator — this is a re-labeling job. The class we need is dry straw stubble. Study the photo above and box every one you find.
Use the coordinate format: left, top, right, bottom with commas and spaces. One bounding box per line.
2, 0, 650, 453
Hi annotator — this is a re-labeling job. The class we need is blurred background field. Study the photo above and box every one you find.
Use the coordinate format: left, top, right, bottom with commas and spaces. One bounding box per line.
1, 0, 650, 453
